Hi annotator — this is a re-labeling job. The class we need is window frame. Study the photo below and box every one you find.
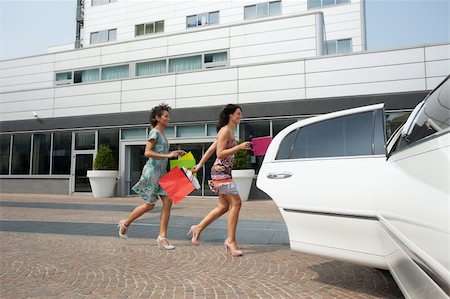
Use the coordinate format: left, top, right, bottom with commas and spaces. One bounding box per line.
275, 109, 386, 161
90, 28, 117, 45
244, 1, 282, 20
307, 0, 350, 10
135, 20, 164, 37
186, 11, 220, 28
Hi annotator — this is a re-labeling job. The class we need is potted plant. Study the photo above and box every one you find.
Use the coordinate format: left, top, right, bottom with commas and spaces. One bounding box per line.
87, 145, 118, 198
231, 140, 255, 201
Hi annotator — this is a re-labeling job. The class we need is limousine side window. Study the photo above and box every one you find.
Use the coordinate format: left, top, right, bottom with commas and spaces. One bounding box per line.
399, 78, 449, 149
275, 110, 385, 160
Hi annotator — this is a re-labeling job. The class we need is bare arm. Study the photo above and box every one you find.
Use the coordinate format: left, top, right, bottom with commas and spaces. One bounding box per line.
144, 139, 183, 159
192, 140, 217, 173
216, 127, 251, 159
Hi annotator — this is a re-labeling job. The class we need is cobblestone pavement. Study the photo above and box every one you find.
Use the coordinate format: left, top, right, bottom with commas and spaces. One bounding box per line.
0, 193, 403, 299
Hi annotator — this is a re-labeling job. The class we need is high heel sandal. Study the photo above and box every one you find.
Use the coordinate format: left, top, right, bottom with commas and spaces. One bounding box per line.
117, 220, 128, 239
224, 240, 243, 257
187, 225, 200, 246
156, 236, 175, 250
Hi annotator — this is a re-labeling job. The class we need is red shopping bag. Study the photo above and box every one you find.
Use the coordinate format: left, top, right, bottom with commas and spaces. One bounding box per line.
158, 166, 195, 204
251, 136, 272, 156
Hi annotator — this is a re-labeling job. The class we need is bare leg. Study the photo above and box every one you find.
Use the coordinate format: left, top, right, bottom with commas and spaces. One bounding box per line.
194, 195, 230, 240
159, 196, 173, 246
225, 194, 242, 250
119, 202, 154, 234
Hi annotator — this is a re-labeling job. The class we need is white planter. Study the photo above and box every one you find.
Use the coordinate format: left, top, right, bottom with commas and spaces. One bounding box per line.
231, 169, 255, 201
87, 170, 119, 198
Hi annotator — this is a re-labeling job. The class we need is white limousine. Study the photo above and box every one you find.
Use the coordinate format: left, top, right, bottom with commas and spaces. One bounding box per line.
257, 75, 449, 298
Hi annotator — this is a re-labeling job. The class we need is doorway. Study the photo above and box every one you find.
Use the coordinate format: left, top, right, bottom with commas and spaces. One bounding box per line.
71, 131, 96, 193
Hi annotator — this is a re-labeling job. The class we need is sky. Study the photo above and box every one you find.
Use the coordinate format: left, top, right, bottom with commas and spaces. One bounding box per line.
0, 0, 449, 60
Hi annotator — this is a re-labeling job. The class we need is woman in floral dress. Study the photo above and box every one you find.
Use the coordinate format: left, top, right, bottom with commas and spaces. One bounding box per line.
118, 104, 185, 250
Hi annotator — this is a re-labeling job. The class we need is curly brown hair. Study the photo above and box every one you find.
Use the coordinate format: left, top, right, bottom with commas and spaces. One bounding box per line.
149, 104, 171, 127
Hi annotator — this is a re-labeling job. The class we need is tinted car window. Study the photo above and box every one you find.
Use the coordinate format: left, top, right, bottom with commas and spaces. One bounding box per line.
401, 78, 449, 147
275, 129, 297, 160
291, 111, 375, 159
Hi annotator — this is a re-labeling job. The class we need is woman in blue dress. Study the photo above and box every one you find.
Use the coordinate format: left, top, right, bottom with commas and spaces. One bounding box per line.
118, 104, 185, 250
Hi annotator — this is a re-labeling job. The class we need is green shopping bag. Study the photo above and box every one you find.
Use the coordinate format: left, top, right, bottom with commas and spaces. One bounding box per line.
170, 151, 197, 177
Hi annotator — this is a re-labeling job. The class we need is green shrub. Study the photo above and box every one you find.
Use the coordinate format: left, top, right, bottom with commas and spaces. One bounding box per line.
233, 140, 252, 170
93, 145, 116, 170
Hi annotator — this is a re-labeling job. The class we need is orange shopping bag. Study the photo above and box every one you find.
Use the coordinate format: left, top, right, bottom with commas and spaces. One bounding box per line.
158, 166, 195, 204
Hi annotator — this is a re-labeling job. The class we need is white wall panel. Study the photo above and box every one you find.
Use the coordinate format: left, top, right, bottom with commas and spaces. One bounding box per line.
0, 109, 54, 121
0, 63, 54, 78
306, 63, 425, 87
239, 88, 305, 104
230, 15, 316, 36
0, 89, 53, 103
176, 94, 237, 108
231, 50, 316, 65
100, 37, 168, 55
121, 100, 176, 113
427, 77, 448, 90
54, 82, 121, 97
239, 61, 305, 79
54, 56, 102, 71
176, 69, 237, 85
0, 82, 53, 93
426, 60, 450, 78
1, 98, 53, 113
306, 78, 427, 99
54, 92, 121, 109
0, 55, 54, 69
177, 81, 237, 98
168, 28, 229, 45
100, 47, 168, 65
231, 38, 316, 59
306, 48, 424, 72
425, 44, 450, 61
230, 26, 315, 47
168, 39, 230, 56
239, 74, 304, 93
121, 87, 175, 103
122, 75, 175, 91
54, 47, 101, 62
0, 72, 53, 87
54, 104, 121, 118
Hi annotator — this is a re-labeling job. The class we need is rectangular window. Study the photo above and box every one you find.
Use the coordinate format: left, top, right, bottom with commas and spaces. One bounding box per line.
121, 128, 147, 140
244, 1, 281, 20
98, 129, 119, 170
136, 60, 166, 76
32, 133, 51, 174
52, 132, 72, 175
168, 55, 202, 73
135, 21, 164, 37
74, 68, 100, 83
101, 64, 129, 80
326, 39, 352, 55
307, 0, 349, 9
204, 52, 228, 68
11, 134, 31, 175
92, 0, 116, 6
0, 135, 11, 175
55, 72, 72, 85
90, 29, 116, 44
75, 131, 95, 150
186, 11, 219, 28
177, 125, 205, 137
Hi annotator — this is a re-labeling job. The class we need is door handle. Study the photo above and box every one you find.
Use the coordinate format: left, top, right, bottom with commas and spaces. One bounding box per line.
267, 172, 292, 179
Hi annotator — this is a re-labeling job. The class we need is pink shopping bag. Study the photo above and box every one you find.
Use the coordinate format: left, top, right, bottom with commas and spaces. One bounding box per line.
251, 136, 272, 156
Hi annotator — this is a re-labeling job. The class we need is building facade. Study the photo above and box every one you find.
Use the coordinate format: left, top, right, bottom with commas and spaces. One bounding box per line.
0, 0, 449, 198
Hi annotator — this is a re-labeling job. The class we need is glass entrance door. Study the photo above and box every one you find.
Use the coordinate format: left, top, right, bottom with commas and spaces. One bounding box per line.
74, 154, 93, 192
126, 143, 217, 197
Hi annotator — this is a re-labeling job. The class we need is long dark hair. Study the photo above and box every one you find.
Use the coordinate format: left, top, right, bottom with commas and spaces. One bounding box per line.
149, 103, 171, 127
217, 104, 242, 132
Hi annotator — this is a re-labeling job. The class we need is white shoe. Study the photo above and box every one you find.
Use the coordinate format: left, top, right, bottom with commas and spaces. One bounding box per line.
117, 220, 128, 239
156, 236, 175, 250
